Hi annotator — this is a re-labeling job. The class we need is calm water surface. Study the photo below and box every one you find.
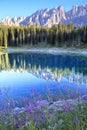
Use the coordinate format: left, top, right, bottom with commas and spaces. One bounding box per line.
0, 52, 87, 100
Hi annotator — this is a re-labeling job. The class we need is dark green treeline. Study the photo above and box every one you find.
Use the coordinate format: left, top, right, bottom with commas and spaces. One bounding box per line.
0, 24, 87, 48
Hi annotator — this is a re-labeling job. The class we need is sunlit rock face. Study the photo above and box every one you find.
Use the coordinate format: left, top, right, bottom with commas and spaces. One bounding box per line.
0, 5, 87, 26
66, 5, 87, 19
64, 5, 87, 26
1, 16, 26, 26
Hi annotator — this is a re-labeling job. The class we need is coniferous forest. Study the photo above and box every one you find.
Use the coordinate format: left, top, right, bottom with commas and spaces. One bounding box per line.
0, 23, 87, 48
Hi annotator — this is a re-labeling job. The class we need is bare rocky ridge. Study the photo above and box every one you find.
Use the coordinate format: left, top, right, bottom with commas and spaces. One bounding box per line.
0, 5, 87, 27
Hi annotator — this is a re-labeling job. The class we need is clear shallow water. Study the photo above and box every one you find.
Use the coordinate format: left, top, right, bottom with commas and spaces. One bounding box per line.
0, 52, 87, 100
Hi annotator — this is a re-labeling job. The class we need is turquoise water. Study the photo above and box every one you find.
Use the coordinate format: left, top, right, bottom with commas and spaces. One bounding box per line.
0, 52, 87, 100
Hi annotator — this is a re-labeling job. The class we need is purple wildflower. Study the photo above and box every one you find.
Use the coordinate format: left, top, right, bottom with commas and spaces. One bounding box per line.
63, 101, 70, 112
70, 107, 75, 113
73, 116, 79, 124
71, 93, 77, 99
23, 98, 29, 105
82, 95, 87, 100
14, 121, 19, 128
26, 105, 33, 113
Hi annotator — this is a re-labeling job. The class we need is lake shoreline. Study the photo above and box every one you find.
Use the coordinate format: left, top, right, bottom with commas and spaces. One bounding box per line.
1, 47, 87, 56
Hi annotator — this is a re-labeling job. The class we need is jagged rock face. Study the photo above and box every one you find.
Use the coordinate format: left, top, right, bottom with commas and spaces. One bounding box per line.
1, 16, 26, 26
64, 5, 87, 26
12, 16, 26, 25
1, 17, 13, 25
20, 6, 66, 27
0, 5, 87, 27
66, 5, 87, 19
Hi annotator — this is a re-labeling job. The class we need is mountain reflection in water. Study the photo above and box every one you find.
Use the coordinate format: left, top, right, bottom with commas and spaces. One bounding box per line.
0, 52, 87, 99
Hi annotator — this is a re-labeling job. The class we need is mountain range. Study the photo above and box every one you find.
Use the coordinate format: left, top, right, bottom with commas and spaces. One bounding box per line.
0, 5, 87, 27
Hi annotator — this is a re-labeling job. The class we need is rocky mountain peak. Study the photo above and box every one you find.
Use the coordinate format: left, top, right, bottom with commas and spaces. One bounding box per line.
0, 5, 87, 27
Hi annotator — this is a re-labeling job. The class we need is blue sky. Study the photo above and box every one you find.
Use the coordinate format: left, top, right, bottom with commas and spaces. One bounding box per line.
0, 0, 87, 19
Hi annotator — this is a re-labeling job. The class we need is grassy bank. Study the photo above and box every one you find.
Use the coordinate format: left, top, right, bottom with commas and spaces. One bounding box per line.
0, 46, 7, 52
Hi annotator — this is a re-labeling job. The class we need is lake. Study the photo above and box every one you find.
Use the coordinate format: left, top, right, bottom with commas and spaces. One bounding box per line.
0, 51, 87, 102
